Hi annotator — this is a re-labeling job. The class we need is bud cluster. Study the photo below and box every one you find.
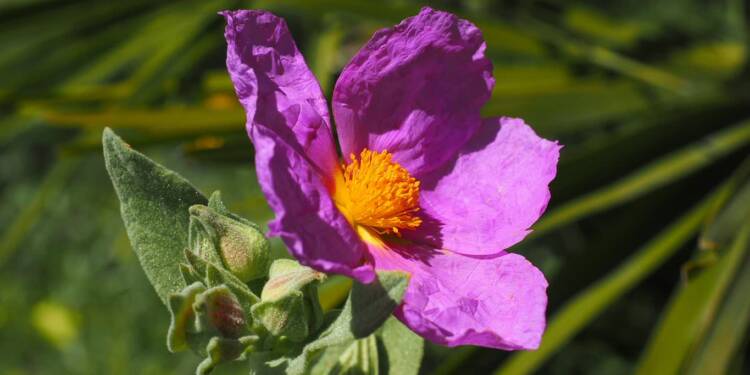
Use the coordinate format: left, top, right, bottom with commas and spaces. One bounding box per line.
166, 191, 326, 374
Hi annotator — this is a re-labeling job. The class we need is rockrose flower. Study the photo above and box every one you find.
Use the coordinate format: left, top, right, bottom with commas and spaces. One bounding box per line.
223, 7, 561, 350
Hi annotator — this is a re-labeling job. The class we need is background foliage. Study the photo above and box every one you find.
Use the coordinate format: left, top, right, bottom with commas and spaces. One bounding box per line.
1, 0, 749, 374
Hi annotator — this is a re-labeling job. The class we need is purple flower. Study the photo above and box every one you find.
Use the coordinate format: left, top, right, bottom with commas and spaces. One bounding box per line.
222, 7, 561, 350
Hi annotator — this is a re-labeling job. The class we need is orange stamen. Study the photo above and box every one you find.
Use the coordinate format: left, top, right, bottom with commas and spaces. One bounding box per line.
333, 149, 422, 236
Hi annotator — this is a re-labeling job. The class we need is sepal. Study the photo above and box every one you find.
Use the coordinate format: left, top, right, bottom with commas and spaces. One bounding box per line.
167, 282, 205, 353
197, 336, 259, 375
183, 249, 260, 311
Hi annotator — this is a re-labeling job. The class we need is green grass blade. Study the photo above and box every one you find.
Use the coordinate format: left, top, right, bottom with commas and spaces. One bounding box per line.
635, 223, 750, 375
30, 105, 244, 134
533, 117, 750, 237
516, 15, 693, 94
635, 179, 750, 374
495, 183, 728, 375
124, 0, 232, 105
684, 227, 750, 375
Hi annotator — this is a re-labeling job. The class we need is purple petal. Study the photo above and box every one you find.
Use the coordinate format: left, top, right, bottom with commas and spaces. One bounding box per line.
408, 117, 561, 255
371, 243, 547, 350
332, 7, 494, 177
223, 10, 339, 179
250, 124, 375, 283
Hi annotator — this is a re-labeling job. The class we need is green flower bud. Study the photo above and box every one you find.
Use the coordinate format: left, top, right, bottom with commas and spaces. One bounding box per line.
167, 283, 257, 374
251, 259, 326, 342
188, 203, 270, 282
193, 285, 248, 339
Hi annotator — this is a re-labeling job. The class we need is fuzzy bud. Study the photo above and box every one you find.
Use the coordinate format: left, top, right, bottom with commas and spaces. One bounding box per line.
189, 204, 270, 282
251, 259, 326, 342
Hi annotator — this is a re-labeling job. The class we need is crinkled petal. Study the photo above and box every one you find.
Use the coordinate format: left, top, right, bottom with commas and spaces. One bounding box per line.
370, 243, 547, 350
251, 125, 375, 283
407, 117, 561, 255
223, 10, 339, 179
332, 7, 494, 177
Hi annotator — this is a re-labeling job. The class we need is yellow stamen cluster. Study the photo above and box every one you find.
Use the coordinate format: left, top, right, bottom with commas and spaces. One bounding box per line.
335, 149, 422, 235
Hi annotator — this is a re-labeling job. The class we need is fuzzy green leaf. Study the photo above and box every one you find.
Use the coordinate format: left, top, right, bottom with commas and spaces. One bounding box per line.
102, 128, 206, 304
349, 271, 410, 337
283, 271, 409, 375
310, 317, 423, 375
377, 317, 423, 375
334, 335, 379, 375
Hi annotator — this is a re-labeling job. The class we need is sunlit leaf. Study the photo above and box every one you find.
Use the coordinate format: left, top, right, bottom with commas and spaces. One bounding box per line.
103, 128, 207, 304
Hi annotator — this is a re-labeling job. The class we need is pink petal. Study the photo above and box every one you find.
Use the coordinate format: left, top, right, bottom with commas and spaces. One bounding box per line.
223, 10, 339, 179
371, 243, 548, 349
407, 117, 561, 256
223, 10, 374, 282
251, 125, 374, 282
332, 7, 494, 177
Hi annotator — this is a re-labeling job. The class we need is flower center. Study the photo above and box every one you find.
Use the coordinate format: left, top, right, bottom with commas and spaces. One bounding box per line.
333, 149, 422, 236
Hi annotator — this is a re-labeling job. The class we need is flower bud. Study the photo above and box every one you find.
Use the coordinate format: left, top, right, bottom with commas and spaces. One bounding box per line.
193, 285, 248, 339
251, 259, 326, 342
189, 204, 270, 282
167, 283, 256, 374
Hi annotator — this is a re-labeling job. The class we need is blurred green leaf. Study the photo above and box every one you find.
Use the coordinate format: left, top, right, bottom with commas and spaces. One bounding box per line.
534, 117, 750, 236
32, 105, 243, 134
515, 14, 693, 93
563, 6, 644, 48
31, 300, 80, 350
685, 229, 750, 375
0, 157, 78, 267
699, 160, 750, 250
102, 128, 207, 304
636, 178, 750, 374
485, 79, 648, 136
0, 1, 151, 71
307, 24, 344, 94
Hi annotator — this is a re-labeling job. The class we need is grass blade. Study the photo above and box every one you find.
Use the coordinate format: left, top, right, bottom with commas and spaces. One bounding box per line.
533, 117, 750, 236
636, 178, 750, 374
685, 228, 750, 375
